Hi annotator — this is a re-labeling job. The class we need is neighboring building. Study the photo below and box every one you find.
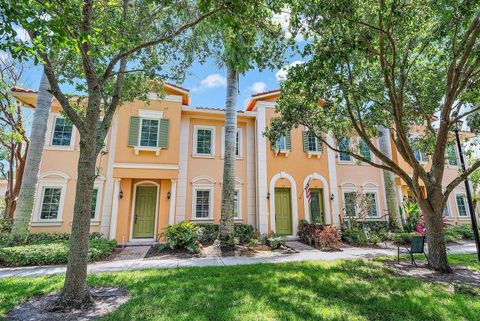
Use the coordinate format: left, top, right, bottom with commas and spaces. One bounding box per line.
11, 86, 476, 244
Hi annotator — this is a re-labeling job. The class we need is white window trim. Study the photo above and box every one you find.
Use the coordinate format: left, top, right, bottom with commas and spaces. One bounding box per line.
135, 111, 164, 156
234, 186, 243, 220
192, 184, 214, 220
337, 138, 354, 164
193, 125, 216, 157
363, 189, 380, 218
221, 127, 243, 159
274, 135, 290, 157
342, 188, 358, 218
443, 197, 451, 218
455, 192, 470, 218
32, 179, 68, 225
90, 180, 104, 224
45, 113, 77, 151
305, 132, 322, 158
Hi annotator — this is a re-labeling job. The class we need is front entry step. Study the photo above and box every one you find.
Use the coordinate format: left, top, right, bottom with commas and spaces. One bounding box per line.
113, 246, 151, 261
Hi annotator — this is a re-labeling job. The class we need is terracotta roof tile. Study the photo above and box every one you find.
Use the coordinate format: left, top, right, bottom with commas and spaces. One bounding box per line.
11, 87, 37, 94
251, 89, 280, 97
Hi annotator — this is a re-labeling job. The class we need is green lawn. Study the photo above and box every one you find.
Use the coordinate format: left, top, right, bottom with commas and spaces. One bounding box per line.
1, 256, 479, 321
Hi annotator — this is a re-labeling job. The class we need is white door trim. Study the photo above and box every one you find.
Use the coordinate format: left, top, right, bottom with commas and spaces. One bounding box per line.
129, 180, 160, 242
269, 171, 298, 236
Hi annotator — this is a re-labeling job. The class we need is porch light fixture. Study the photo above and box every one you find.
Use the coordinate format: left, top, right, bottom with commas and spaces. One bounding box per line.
119, 190, 123, 199
267, 192, 270, 199
330, 194, 335, 201
167, 191, 171, 199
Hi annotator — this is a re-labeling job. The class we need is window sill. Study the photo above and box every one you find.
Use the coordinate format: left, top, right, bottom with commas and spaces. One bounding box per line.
44, 145, 74, 151
190, 218, 214, 223
134, 146, 162, 156
192, 154, 215, 159
220, 156, 243, 160
90, 220, 100, 226
458, 217, 471, 220
31, 220, 63, 227
274, 149, 290, 157
306, 151, 322, 159
338, 160, 354, 165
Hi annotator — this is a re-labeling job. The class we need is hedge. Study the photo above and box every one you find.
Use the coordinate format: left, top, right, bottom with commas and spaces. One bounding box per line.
197, 223, 255, 245
0, 239, 117, 267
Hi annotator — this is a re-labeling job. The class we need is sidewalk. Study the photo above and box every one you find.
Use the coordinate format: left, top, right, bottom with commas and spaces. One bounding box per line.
0, 241, 476, 279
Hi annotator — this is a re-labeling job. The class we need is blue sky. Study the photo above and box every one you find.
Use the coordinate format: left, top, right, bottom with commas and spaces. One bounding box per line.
16, 56, 303, 110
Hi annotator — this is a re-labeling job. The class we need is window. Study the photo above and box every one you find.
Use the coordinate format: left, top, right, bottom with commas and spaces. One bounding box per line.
40, 187, 62, 220
195, 190, 211, 218
364, 192, 378, 217
221, 128, 242, 157
456, 194, 470, 217
359, 140, 372, 162
194, 127, 214, 156
277, 135, 287, 151
306, 132, 321, 152
234, 189, 240, 218
139, 119, 159, 147
343, 191, 357, 217
91, 188, 99, 219
413, 149, 428, 163
52, 117, 73, 146
338, 138, 352, 162
446, 144, 459, 166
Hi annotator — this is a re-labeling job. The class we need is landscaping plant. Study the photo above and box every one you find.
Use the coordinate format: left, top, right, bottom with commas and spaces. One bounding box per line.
164, 221, 203, 254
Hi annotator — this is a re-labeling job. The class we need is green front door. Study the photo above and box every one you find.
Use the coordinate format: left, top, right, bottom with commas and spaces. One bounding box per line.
275, 188, 292, 235
310, 189, 325, 224
133, 186, 157, 238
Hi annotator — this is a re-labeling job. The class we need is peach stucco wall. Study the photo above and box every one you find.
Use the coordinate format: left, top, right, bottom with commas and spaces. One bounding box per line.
264, 107, 332, 232
183, 113, 254, 224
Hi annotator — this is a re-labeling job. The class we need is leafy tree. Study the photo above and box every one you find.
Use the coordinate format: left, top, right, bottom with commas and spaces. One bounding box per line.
206, 2, 289, 247
1, 0, 226, 309
265, 0, 480, 272
0, 58, 29, 219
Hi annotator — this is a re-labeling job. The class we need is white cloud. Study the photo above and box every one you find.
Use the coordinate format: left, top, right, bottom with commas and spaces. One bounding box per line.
0, 51, 11, 62
192, 73, 227, 92
275, 60, 304, 82
250, 82, 267, 93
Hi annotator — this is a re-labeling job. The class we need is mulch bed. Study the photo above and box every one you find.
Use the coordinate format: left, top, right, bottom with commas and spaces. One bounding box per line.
384, 259, 480, 290
7, 287, 129, 321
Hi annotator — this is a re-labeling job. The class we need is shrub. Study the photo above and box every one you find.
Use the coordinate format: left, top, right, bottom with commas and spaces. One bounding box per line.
267, 235, 286, 249
25, 232, 107, 245
298, 221, 341, 249
388, 232, 416, 245
164, 221, 203, 253
316, 225, 341, 249
0, 218, 13, 234
0, 239, 117, 267
444, 224, 475, 242
355, 221, 388, 233
342, 228, 368, 246
196, 223, 255, 245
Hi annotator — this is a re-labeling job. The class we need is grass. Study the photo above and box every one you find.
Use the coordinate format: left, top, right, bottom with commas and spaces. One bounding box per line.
1, 257, 480, 321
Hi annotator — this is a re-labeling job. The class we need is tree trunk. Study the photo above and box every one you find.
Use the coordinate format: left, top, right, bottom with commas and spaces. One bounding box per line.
219, 65, 238, 248
57, 132, 97, 308
9, 71, 52, 244
378, 126, 403, 231
3, 143, 28, 219
420, 192, 451, 273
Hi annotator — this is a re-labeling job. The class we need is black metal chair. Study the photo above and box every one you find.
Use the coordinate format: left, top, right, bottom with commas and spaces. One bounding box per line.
397, 235, 427, 267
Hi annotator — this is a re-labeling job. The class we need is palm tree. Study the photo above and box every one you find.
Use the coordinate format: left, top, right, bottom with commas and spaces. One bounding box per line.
9, 70, 52, 243
219, 64, 238, 247
376, 126, 403, 231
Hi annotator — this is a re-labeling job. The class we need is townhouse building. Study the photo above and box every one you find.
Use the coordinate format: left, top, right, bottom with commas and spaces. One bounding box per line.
11, 85, 475, 244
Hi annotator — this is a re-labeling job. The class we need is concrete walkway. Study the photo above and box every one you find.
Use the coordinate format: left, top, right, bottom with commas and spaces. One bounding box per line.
0, 241, 476, 279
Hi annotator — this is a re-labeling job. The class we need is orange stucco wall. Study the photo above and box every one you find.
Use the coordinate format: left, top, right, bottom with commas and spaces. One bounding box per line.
264, 107, 332, 232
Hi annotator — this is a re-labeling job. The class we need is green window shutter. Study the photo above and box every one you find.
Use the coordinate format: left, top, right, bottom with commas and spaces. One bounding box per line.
303, 131, 308, 152
157, 118, 170, 148
128, 116, 140, 146
285, 131, 291, 150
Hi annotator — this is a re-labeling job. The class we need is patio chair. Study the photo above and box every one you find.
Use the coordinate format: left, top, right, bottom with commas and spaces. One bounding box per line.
397, 235, 427, 267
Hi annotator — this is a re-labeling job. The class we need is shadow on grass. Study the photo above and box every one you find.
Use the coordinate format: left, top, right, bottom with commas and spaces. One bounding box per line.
86, 260, 479, 321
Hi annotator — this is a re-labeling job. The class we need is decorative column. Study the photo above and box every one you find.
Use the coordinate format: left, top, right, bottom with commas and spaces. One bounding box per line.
109, 178, 121, 240
169, 179, 177, 225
